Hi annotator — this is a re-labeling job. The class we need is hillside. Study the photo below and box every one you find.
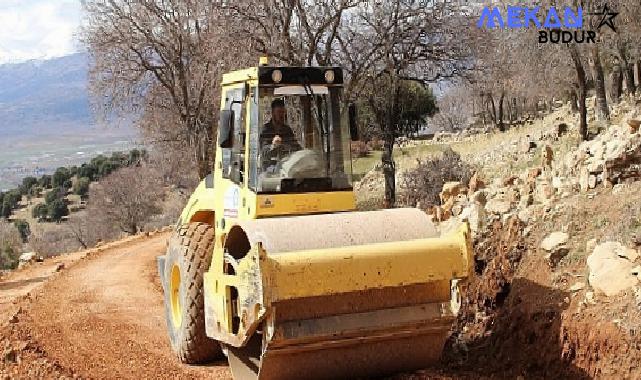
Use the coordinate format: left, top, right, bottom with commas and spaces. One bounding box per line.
0, 53, 138, 190
0, 53, 92, 137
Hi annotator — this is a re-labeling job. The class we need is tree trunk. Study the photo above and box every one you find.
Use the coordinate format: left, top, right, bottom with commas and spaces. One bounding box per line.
487, 93, 497, 127
610, 64, 622, 103
570, 44, 588, 140
497, 92, 505, 131
479, 95, 486, 125
590, 46, 609, 120
617, 40, 635, 95
570, 89, 579, 113
382, 139, 396, 208
381, 78, 399, 208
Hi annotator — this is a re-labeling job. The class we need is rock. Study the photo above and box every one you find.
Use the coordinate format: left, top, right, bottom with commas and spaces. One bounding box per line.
441, 196, 455, 221
3, 348, 17, 364
503, 176, 518, 187
18, 252, 36, 264
535, 180, 554, 203
588, 174, 597, 189
587, 242, 640, 296
440, 181, 465, 204
585, 291, 596, 304
612, 183, 627, 194
468, 173, 485, 194
569, 282, 585, 292
586, 238, 598, 254
520, 138, 537, 153
541, 145, 554, 168
471, 190, 487, 206
541, 232, 569, 251
485, 199, 511, 214
459, 203, 485, 235
55, 263, 65, 272
9, 311, 19, 324
579, 167, 590, 192
541, 231, 569, 266
517, 208, 532, 224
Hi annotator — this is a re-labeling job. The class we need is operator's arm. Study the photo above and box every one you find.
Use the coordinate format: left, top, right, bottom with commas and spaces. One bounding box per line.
281, 126, 302, 151
260, 131, 278, 170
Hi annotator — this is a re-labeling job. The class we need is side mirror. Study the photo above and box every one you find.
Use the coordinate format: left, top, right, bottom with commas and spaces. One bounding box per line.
218, 110, 234, 148
348, 104, 359, 141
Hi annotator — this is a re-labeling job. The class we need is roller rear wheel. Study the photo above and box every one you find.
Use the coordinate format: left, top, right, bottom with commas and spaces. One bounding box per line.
163, 223, 222, 363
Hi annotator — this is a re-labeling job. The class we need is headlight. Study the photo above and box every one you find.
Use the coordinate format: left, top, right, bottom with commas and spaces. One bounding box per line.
325, 70, 335, 84
272, 69, 282, 83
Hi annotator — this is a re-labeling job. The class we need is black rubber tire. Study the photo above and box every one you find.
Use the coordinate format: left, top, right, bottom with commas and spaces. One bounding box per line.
163, 223, 222, 363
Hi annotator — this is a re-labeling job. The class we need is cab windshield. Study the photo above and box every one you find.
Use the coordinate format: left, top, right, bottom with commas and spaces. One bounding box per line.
249, 85, 352, 193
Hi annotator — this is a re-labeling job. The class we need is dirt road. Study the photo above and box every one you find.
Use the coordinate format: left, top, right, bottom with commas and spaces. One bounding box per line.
0, 232, 232, 379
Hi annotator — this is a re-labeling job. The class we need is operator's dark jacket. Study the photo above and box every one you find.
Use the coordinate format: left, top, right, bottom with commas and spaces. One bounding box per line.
260, 121, 302, 168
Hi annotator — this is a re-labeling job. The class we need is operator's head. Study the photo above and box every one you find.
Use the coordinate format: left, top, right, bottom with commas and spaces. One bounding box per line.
271, 98, 286, 127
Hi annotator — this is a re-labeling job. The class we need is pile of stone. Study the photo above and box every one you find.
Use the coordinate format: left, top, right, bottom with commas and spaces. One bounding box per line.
566, 116, 641, 191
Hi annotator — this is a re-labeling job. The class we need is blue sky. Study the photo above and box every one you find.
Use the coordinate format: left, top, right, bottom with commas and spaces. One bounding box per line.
0, 0, 81, 63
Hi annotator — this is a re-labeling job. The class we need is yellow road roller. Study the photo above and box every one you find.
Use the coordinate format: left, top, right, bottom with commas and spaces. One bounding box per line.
157, 59, 473, 380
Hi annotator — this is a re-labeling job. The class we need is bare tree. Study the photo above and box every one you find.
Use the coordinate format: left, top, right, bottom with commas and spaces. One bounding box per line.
86, 166, 163, 235
82, 0, 255, 178
28, 223, 81, 258
432, 86, 473, 132
337, 0, 475, 206
225, 0, 362, 66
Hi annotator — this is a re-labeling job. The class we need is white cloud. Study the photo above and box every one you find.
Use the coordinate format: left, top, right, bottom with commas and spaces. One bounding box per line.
0, 0, 81, 63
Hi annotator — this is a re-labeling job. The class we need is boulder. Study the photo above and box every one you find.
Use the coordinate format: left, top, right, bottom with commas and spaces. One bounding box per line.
517, 207, 533, 224
587, 241, 639, 296
440, 181, 465, 204
534, 180, 554, 203
459, 203, 486, 235
471, 190, 487, 206
569, 282, 585, 292
18, 252, 36, 263
485, 199, 511, 215
541, 232, 569, 266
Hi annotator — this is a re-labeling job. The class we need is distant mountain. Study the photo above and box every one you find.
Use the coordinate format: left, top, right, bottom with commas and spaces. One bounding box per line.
0, 53, 139, 190
0, 53, 127, 137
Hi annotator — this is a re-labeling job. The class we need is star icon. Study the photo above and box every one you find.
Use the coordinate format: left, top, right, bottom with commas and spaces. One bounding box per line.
590, 4, 618, 32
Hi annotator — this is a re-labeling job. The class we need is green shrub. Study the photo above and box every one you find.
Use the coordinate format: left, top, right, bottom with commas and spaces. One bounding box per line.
32, 203, 48, 221
47, 199, 69, 222
13, 220, 30, 242
73, 177, 91, 198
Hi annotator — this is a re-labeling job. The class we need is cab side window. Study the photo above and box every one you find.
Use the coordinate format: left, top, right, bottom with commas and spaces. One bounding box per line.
221, 88, 246, 184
